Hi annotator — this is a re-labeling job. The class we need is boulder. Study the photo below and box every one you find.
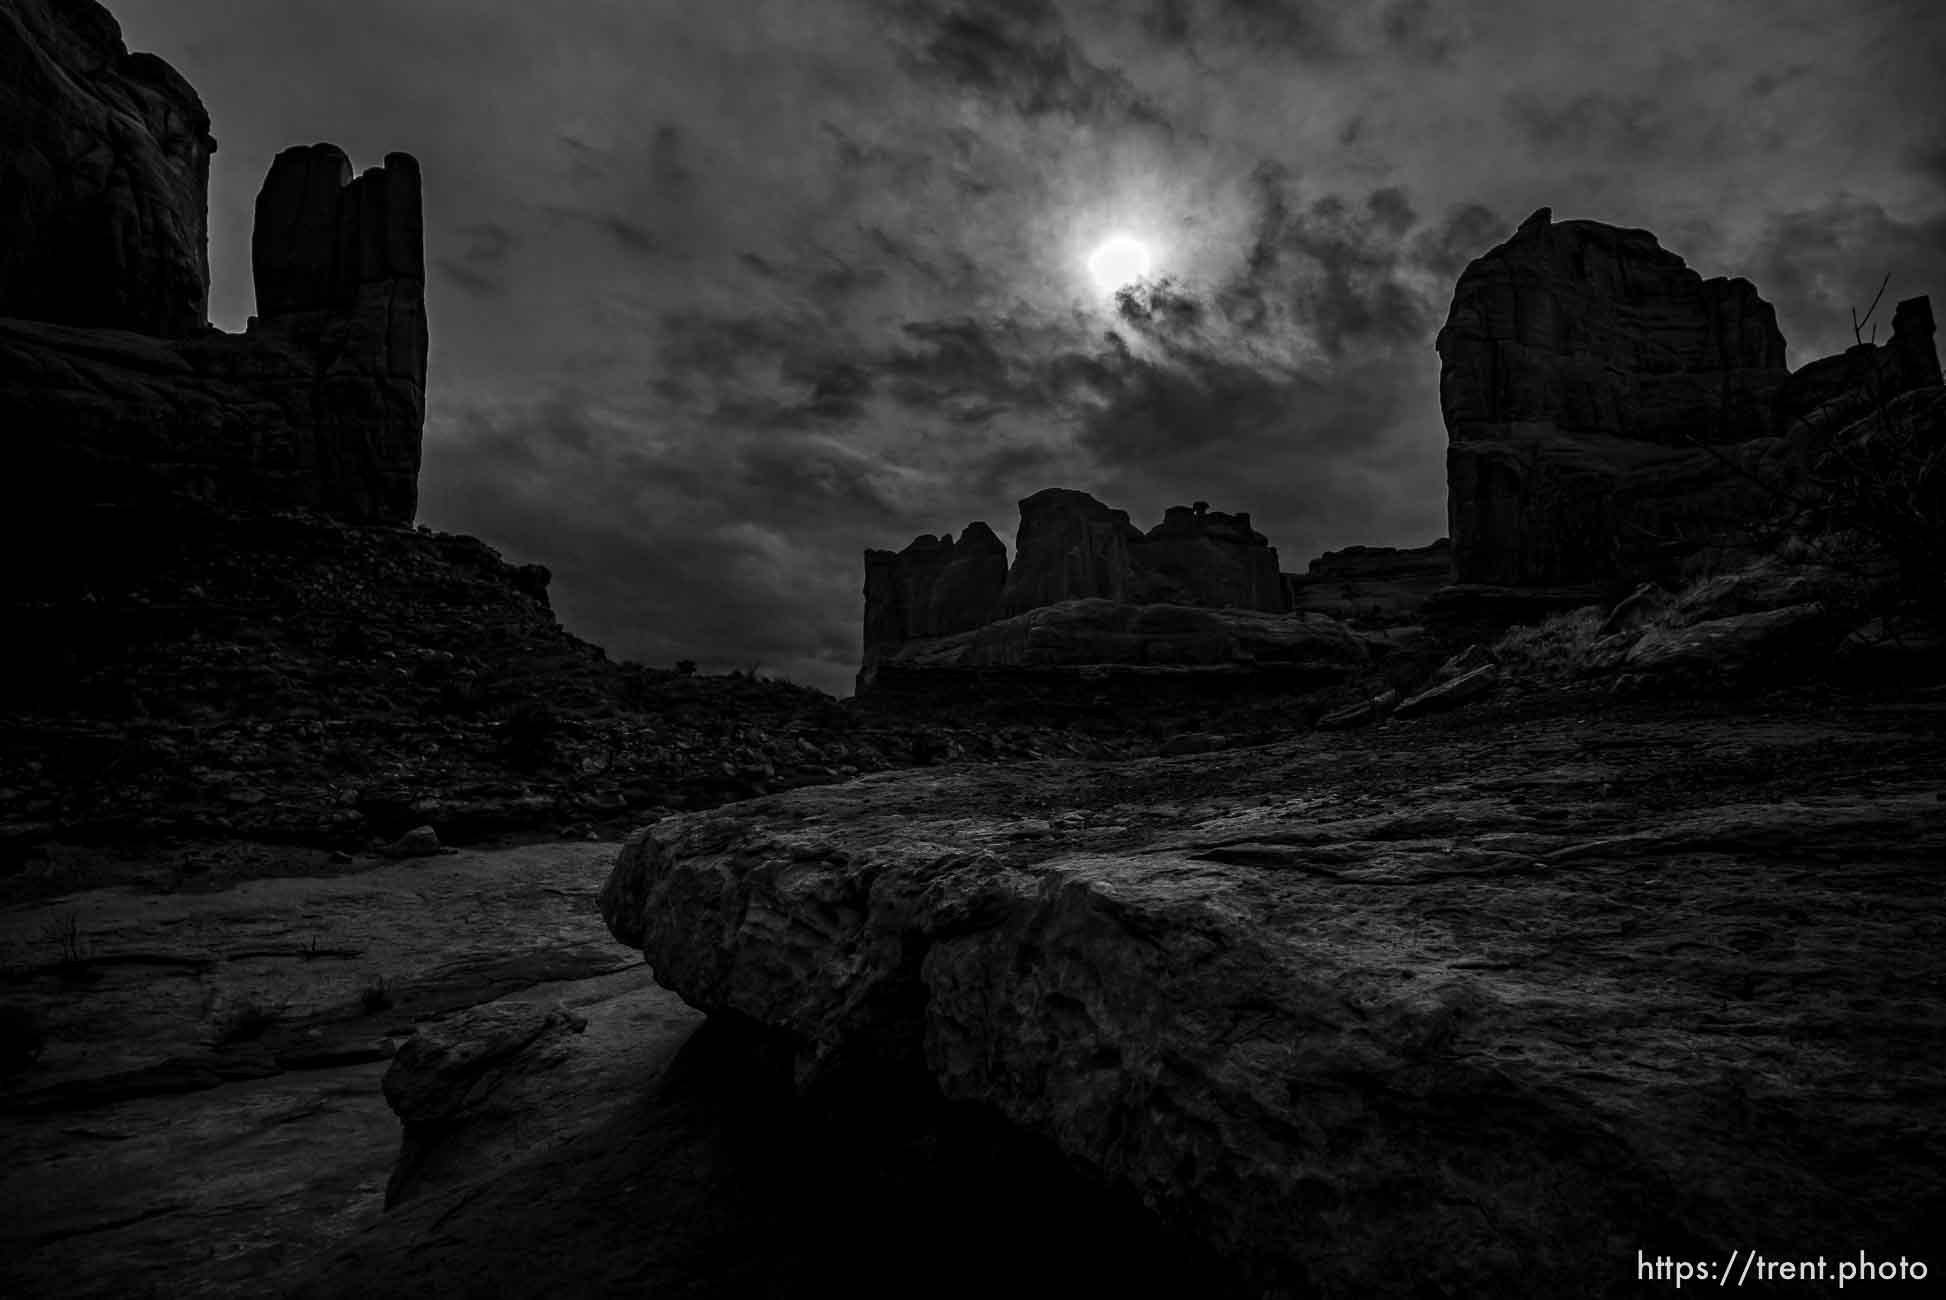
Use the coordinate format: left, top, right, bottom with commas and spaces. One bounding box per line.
383, 825, 441, 858
0, 0, 216, 337
1314, 687, 1398, 730
1393, 662, 1499, 717
598, 743, 1946, 1296
1597, 582, 1673, 638
1621, 603, 1844, 683
381, 1001, 589, 1207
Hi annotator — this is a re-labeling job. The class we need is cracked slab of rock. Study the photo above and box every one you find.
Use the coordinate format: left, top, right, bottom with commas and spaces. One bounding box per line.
600, 709, 1946, 1298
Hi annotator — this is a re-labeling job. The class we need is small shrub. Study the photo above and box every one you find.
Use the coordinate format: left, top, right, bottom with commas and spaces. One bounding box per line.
1490, 606, 1606, 682
674, 659, 697, 676
358, 976, 392, 1014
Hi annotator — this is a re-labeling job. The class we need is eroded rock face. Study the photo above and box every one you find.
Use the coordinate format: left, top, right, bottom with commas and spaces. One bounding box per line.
1436, 208, 1943, 594
1437, 208, 1790, 587
862, 523, 1008, 657
995, 490, 1288, 618
3, 141, 427, 525
860, 490, 1299, 694
0, 0, 216, 337
995, 488, 1146, 615
1284, 538, 1452, 624
600, 717, 1946, 1297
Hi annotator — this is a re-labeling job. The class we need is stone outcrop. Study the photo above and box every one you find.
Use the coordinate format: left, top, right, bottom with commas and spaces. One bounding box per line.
1, 4, 427, 528
996, 490, 1287, 618
0, 0, 216, 337
1283, 538, 1451, 624
600, 716, 1946, 1297
861, 490, 1310, 695
1436, 207, 1941, 590
861, 523, 1008, 653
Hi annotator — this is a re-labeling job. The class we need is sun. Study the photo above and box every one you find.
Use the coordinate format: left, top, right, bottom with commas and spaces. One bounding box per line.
1085, 234, 1153, 294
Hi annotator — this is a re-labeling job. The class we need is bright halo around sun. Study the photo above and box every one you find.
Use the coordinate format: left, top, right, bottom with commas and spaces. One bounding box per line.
1086, 234, 1153, 294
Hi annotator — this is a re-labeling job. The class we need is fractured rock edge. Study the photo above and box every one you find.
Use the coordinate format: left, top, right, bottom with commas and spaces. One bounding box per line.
598, 763, 1946, 1299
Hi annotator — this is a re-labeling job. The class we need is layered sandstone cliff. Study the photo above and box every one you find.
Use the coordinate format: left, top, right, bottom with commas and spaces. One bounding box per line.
0, 0, 216, 337
858, 489, 1336, 695
1, 2, 427, 527
1437, 207, 1941, 590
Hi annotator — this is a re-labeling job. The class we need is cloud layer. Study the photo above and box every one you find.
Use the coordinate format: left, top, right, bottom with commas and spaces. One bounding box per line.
112, 0, 1946, 693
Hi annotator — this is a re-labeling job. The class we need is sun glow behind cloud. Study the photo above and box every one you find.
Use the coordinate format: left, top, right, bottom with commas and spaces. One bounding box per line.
1085, 233, 1153, 292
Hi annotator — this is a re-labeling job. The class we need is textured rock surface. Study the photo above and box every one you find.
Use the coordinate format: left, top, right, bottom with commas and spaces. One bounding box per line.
0, 0, 215, 337
3, 143, 427, 526
601, 694, 1946, 1298
1284, 538, 1452, 624
1436, 207, 1942, 590
1619, 603, 1842, 681
862, 523, 1008, 655
382, 1001, 589, 1206
1393, 660, 1499, 716
995, 490, 1287, 618
863, 490, 1291, 683
1439, 207, 1788, 452
860, 598, 1368, 703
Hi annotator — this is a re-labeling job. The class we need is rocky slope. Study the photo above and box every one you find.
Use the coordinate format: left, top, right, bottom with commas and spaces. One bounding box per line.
0, 495, 1138, 883
0, 0, 1141, 878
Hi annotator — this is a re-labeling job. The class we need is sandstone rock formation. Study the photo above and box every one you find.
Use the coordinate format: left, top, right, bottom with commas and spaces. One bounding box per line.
861, 523, 1008, 653
601, 714, 1946, 1297
0, 0, 216, 337
996, 490, 1287, 618
1, 4, 427, 528
1283, 538, 1451, 624
861, 490, 1316, 696
1436, 207, 1941, 591
864, 491, 1290, 662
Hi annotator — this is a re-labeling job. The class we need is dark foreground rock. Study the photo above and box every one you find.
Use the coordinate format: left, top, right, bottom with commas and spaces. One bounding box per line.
0, 0, 215, 338
600, 688, 1946, 1298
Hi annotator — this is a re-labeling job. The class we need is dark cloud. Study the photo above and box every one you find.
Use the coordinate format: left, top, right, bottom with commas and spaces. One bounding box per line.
110, 0, 1942, 695
1224, 169, 1442, 357
1745, 63, 1811, 98
434, 221, 518, 297
1742, 194, 1946, 365
1378, 0, 1465, 62
1503, 89, 1673, 159
1408, 202, 1505, 277
648, 123, 693, 196
600, 214, 661, 255
900, 0, 1173, 128
1204, 0, 1346, 60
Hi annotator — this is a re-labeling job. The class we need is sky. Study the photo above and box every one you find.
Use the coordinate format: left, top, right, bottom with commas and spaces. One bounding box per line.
113, 0, 1946, 695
